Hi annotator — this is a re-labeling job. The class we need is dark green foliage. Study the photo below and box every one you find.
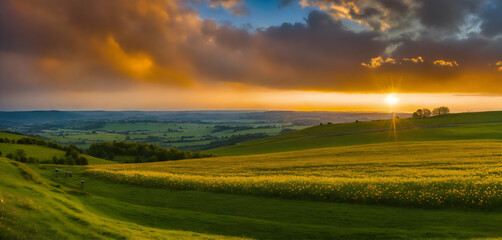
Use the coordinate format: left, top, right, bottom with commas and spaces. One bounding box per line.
412, 108, 432, 118
433, 106, 451, 116
9, 136, 64, 150
52, 157, 65, 165
5, 149, 37, 163
0, 150, 2, 156
199, 133, 268, 150
65, 156, 75, 165
279, 128, 296, 134
211, 125, 254, 133
0, 137, 12, 143
0, 132, 89, 165
75, 156, 88, 165
63, 145, 87, 165
78, 121, 105, 130
27, 157, 37, 163
414, 107, 447, 118
88, 141, 213, 163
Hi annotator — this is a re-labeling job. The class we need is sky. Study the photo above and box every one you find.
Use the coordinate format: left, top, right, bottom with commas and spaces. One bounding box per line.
1, 0, 501, 112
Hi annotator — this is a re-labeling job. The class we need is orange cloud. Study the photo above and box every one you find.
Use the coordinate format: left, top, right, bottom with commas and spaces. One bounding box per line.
496, 61, 502, 71
434, 60, 459, 67
361, 57, 396, 68
100, 36, 193, 86
362, 56, 423, 68
403, 57, 424, 63
2, 0, 502, 103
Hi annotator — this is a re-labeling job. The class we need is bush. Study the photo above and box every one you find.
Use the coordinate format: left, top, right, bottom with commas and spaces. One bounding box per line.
88, 141, 213, 163
75, 156, 88, 165
27, 157, 39, 163
65, 156, 75, 165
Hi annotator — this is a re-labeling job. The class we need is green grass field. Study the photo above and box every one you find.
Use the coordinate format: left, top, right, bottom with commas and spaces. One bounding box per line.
2, 111, 502, 239
1, 158, 501, 239
0, 143, 114, 165
0, 132, 27, 140
208, 112, 502, 156
85, 140, 502, 209
25, 121, 304, 150
0, 158, 241, 239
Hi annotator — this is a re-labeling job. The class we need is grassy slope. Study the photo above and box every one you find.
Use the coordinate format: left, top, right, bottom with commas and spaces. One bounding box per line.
85, 140, 502, 209
0, 132, 26, 140
208, 111, 502, 156
0, 143, 114, 165
0, 131, 114, 165
0, 158, 238, 239
6, 160, 497, 239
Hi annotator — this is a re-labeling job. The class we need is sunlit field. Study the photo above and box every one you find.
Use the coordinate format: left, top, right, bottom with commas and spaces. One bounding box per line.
85, 140, 502, 209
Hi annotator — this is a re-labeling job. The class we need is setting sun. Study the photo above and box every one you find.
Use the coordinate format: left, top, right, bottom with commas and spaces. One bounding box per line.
384, 94, 399, 106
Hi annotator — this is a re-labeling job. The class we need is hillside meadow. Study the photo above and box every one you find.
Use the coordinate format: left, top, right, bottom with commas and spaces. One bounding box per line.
208, 112, 502, 156
0, 132, 114, 165
0, 156, 497, 239
2, 112, 502, 239
0, 157, 246, 239
85, 140, 502, 209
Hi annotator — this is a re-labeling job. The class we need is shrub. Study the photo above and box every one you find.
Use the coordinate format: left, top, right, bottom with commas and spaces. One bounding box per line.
88, 141, 213, 163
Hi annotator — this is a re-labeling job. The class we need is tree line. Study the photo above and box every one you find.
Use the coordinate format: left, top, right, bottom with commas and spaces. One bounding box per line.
0, 135, 65, 151
87, 141, 214, 163
412, 106, 450, 118
3, 146, 88, 165
0, 133, 88, 165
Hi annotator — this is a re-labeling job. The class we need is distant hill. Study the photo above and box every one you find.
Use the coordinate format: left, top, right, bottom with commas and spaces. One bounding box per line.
206, 111, 502, 156
0, 110, 82, 126
0, 110, 410, 127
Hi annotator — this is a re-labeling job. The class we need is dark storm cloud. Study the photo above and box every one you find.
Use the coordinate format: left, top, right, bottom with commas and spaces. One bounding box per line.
417, 0, 484, 32
480, 1, 502, 38
0, 0, 501, 97
190, 10, 387, 90
301, 0, 491, 36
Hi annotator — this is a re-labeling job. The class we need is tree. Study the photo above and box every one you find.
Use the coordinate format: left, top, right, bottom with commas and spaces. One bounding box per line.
79, 156, 88, 165
65, 156, 75, 165
15, 149, 26, 159
76, 156, 88, 165
412, 108, 433, 118
27, 157, 38, 163
433, 106, 450, 116
412, 109, 424, 118
423, 108, 431, 117
65, 145, 79, 160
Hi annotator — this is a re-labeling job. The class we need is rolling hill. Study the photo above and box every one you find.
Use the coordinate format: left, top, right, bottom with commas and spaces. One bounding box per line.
207, 111, 502, 156
1, 112, 501, 239
2, 150, 501, 239
0, 132, 114, 165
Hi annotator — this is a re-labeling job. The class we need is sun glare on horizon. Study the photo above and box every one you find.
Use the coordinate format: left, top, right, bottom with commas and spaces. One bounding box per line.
384, 94, 399, 106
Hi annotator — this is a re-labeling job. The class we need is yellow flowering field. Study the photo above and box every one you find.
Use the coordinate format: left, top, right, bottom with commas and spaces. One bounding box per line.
85, 140, 502, 209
